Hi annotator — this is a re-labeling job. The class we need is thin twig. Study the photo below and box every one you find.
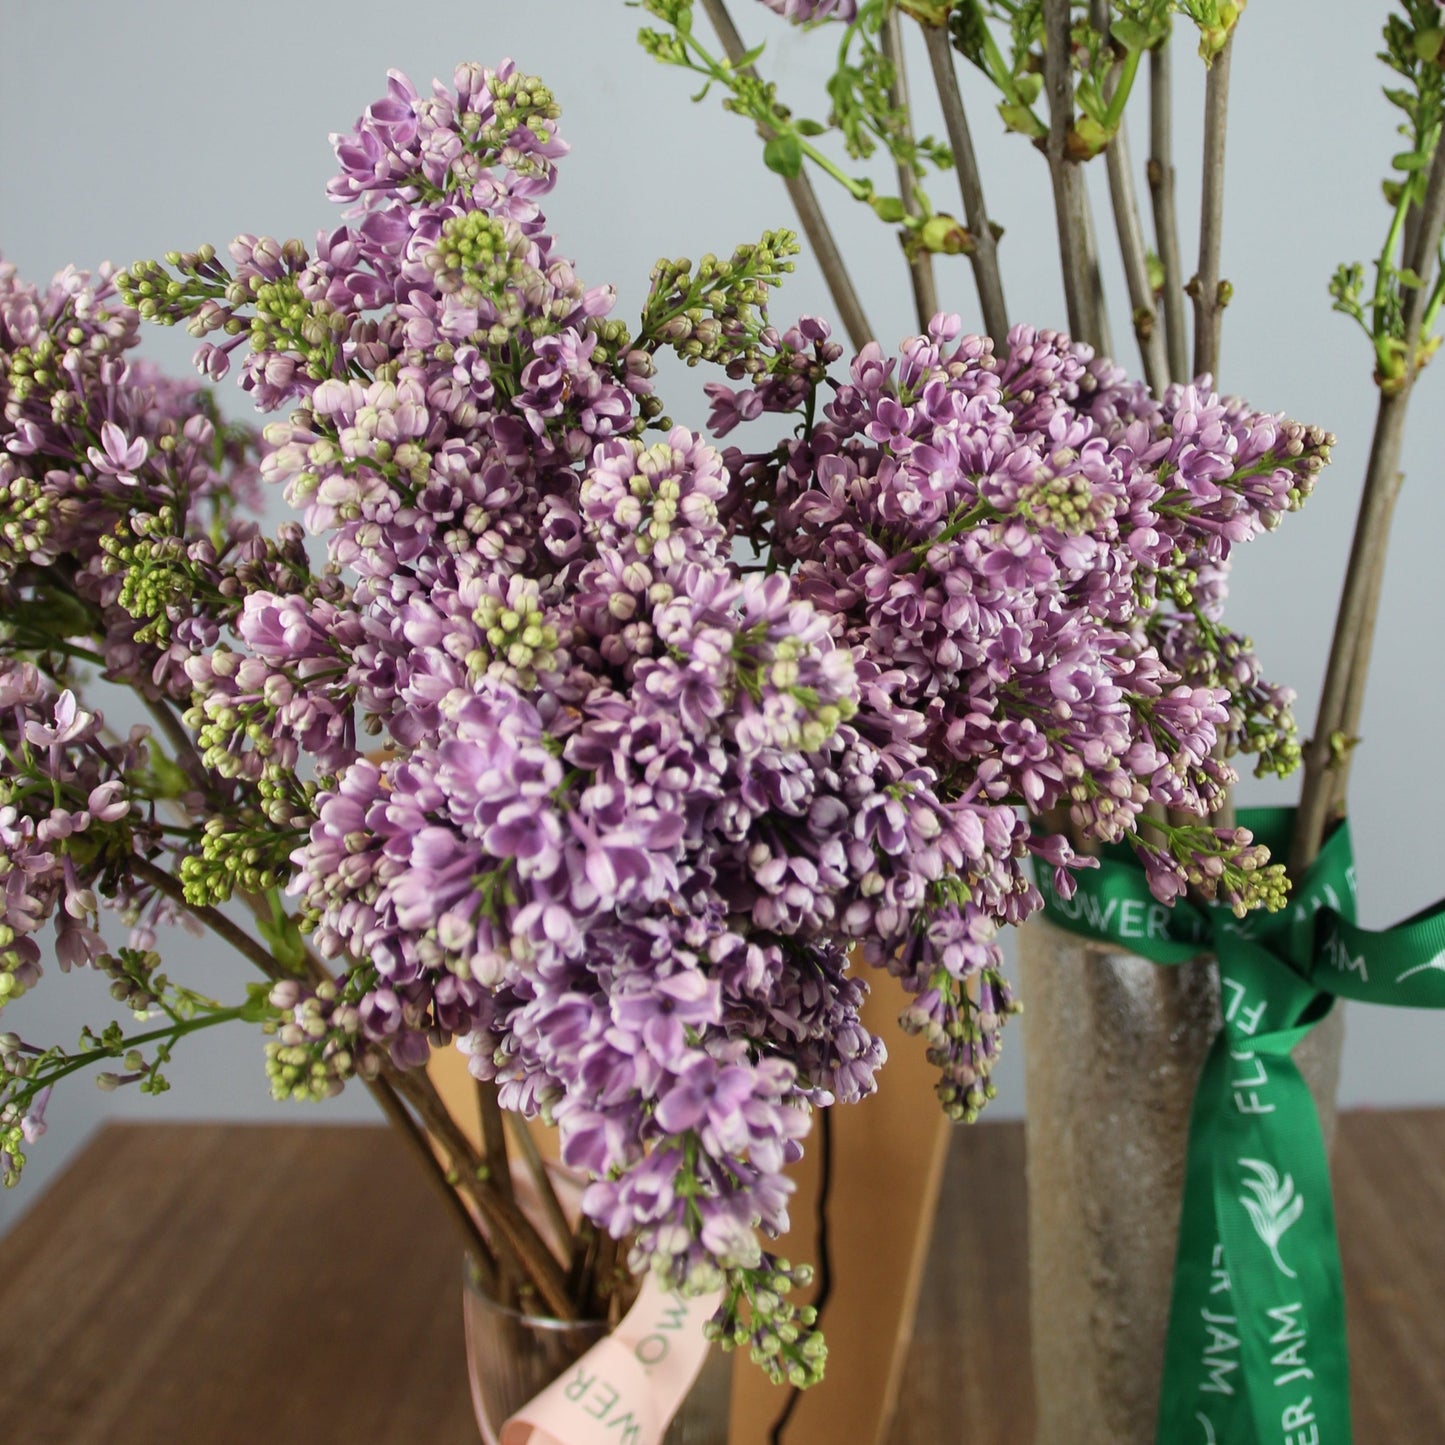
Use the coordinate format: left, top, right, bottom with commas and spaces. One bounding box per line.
506, 1111, 575, 1259
143, 695, 210, 790
700, 0, 874, 349
1189, 35, 1233, 382
371, 1071, 500, 1289
1104, 121, 1164, 387
476, 1078, 514, 1204
1148, 39, 1189, 383
131, 857, 526, 1306
1291, 138, 1445, 874
1336, 466, 1406, 758
1090, 0, 1166, 393
1043, 0, 1103, 349
133, 810, 578, 1315
880, 8, 939, 331
1290, 395, 1409, 873
130, 856, 287, 982
1185, 28, 1240, 833
1079, 162, 1114, 360
389, 1068, 577, 1319
920, 20, 1009, 348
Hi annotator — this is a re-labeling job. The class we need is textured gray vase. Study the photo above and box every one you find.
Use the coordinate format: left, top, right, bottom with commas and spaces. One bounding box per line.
1018, 915, 1344, 1445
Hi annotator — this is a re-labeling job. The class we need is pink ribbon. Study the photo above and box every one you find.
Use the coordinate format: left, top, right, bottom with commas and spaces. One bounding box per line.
499, 1277, 724, 1445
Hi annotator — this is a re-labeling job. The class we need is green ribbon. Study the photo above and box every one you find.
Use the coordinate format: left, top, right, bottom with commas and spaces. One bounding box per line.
1033, 807, 1445, 1445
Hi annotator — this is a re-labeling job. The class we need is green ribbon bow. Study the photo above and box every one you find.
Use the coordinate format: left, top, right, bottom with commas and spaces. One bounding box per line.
1033, 806, 1445, 1445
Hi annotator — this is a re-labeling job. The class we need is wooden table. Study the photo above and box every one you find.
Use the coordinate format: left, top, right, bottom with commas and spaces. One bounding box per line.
2, 1112, 1442, 1442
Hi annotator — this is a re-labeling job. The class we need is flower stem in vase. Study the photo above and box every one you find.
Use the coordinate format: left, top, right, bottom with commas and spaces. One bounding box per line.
699, 0, 875, 348
1043, 0, 1105, 352
921, 19, 1010, 347
1148, 36, 1190, 384
880, 7, 939, 331
1189, 31, 1233, 381
1292, 131, 1445, 875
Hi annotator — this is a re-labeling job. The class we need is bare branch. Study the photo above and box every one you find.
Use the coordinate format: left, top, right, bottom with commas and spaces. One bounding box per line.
1079, 171, 1114, 360
1088, 0, 1166, 392
700, 0, 874, 348
881, 9, 939, 331
1043, 0, 1103, 349
1291, 134, 1445, 872
129, 856, 287, 982
1148, 39, 1189, 381
921, 20, 1010, 348
1189, 35, 1233, 381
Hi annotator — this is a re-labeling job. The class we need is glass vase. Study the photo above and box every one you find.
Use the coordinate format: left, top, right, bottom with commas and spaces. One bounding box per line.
1017, 913, 1344, 1445
462, 1262, 733, 1445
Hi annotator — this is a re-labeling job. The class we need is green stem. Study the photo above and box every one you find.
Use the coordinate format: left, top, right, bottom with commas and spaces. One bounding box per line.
9, 634, 106, 667
1100, 45, 1144, 134
1422, 257, 1445, 334
1372, 187, 1415, 347
696, 0, 876, 348
919, 499, 995, 553
29, 1005, 252, 1096
794, 136, 875, 200
978, 15, 1019, 104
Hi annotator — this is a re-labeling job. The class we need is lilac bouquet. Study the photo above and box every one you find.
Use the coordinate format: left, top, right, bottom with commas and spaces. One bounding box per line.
618, 2, 1445, 1437
0, 47, 1329, 1387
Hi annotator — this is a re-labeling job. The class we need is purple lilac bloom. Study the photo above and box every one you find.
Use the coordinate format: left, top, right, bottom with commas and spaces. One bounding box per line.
716, 313, 1327, 905
2, 52, 1326, 1380
758, 0, 859, 20
132, 58, 1038, 1323
213, 65, 1320, 1308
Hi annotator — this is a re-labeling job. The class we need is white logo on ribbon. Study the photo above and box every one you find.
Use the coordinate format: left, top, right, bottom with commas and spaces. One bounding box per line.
1196, 1413, 1217, 1443
1396, 950, 1445, 985
1238, 1159, 1304, 1279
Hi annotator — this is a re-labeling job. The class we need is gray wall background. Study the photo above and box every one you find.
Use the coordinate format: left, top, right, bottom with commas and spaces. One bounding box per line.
1, 0, 1440, 1231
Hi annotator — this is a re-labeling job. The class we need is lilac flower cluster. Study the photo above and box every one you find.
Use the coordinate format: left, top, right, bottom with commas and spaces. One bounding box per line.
0, 666, 140, 1000
0, 259, 268, 698
0, 255, 280, 997
758, 0, 859, 21
0, 663, 160, 1183
1, 51, 1327, 1386
708, 318, 1329, 909
112, 60, 1040, 1376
